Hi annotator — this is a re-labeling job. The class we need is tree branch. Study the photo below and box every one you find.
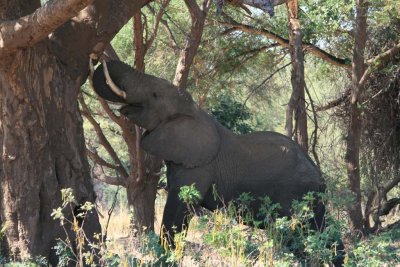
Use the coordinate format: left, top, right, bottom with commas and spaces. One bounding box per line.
86, 146, 122, 171
173, 0, 211, 88
91, 164, 126, 187
79, 95, 129, 178
305, 84, 320, 167
49, 0, 150, 81
382, 175, 400, 197
359, 41, 400, 87
144, 0, 171, 52
316, 89, 350, 111
0, 0, 93, 58
216, 18, 351, 70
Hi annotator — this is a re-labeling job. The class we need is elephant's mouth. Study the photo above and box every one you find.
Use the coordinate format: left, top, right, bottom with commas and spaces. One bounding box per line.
119, 103, 143, 115
142, 130, 150, 137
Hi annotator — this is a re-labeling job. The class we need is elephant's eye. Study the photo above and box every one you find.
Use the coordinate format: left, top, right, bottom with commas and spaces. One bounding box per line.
152, 92, 158, 99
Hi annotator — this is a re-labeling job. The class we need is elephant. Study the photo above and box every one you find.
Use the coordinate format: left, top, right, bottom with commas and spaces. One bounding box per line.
92, 60, 343, 266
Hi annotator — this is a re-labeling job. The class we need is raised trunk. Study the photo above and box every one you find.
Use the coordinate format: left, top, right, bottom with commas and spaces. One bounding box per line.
345, 0, 368, 233
0, 43, 100, 262
285, 0, 308, 152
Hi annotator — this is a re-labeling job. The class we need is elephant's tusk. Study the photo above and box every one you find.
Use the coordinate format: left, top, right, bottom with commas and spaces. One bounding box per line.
102, 60, 126, 99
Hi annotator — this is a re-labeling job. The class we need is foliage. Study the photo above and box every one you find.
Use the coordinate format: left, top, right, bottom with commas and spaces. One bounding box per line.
51, 189, 105, 267
178, 184, 201, 205
209, 92, 254, 134
345, 227, 400, 267
194, 192, 345, 266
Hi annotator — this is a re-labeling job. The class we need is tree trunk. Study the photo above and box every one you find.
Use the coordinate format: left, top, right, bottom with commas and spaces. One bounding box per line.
285, 0, 308, 152
0, 43, 100, 263
126, 168, 161, 233
122, 116, 162, 234
0, 0, 146, 262
345, 0, 368, 233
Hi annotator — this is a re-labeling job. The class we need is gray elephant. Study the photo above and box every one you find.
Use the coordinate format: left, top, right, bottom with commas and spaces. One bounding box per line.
92, 60, 342, 265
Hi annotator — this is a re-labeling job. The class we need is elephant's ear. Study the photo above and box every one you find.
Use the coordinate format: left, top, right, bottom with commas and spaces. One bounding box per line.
141, 114, 220, 168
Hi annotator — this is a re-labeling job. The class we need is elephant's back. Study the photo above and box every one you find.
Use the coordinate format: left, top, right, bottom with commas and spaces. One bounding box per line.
238, 131, 314, 177
234, 131, 324, 205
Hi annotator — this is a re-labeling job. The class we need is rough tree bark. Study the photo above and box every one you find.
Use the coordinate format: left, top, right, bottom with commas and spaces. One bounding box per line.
285, 0, 308, 152
0, 0, 146, 262
345, 0, 368, 233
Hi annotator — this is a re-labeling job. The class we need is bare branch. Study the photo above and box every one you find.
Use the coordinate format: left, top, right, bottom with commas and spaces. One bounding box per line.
0, 0, 93, 58
184, 0, 202, 18
92, 164, 126, 187
79, 95, 129, 178
316, 89, 350, 111
144, 0, 171, 52
215, 18, 351, 70
147, 5, 179, 50
305, 84, 320, 167
86, 146, 121, 171
244, 61, 291, 104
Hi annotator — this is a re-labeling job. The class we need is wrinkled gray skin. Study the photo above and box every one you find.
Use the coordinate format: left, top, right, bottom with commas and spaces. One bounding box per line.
92, 61, 326, 245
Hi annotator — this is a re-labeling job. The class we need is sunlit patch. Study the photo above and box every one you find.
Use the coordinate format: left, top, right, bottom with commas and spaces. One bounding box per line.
280, 145, 290, 153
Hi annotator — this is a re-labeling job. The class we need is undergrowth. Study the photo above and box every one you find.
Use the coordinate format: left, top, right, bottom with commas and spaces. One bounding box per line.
0, 188, 398, 266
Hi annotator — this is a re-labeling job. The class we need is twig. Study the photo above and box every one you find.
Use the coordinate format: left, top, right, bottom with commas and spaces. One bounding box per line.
305, 84, 320, 167
243, 61, 291, 105
104, 186, 121, 239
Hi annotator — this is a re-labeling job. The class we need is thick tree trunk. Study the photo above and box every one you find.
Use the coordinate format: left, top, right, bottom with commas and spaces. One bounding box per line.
0, 43, 100, 262
285, 0, 308, 152
345, 0, 368, 233
0, 0, 147, 262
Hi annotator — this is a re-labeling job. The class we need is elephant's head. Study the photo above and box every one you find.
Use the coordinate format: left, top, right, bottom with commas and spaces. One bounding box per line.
92, 60, 220, 168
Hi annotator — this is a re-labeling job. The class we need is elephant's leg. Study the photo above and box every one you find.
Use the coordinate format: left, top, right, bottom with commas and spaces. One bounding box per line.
160, 164, 213, 249
160, 188, 194, 248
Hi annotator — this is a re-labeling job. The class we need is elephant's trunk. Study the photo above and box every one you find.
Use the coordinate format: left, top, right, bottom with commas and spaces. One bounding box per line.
92, 60, 159, 103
